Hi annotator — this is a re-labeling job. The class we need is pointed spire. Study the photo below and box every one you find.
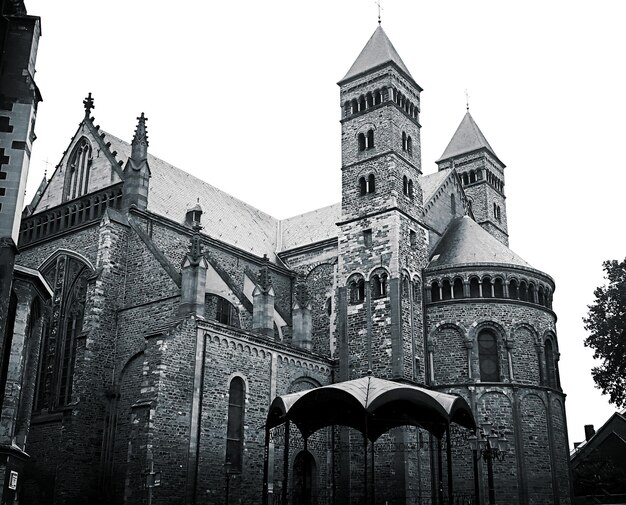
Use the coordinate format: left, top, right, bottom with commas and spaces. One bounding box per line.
437, 112, 497, 163
83, 92, 94, 118
340, 25, 414, 85
131, 112, 149, 162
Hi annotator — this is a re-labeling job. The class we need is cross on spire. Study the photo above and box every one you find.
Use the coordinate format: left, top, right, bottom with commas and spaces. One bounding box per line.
375, 0, 383, 24
83, 92, 94, 117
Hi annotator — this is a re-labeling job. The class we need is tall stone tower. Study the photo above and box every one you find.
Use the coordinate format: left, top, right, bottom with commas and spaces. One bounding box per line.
336, 24, 428, 383
436, 112, 509, 245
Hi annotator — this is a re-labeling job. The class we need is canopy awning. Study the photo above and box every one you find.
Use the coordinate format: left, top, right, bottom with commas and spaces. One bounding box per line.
267, 376, 476, 441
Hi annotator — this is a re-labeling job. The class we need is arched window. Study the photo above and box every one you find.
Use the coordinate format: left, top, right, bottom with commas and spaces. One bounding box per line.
359, 177, 367, 196
225, 377, 245, 473
374, 89, 382, 105
519, 281, 528, 301
494, 278, 504, 298
482, 276, 493, 298
478, 330, 500, 382
407, 136, 413, 156
36, 254, 91, 410
368, 174, 376, 193
372, 273, 387, 298
403, 175, 408, 195
344, 101, 351, 118
528, 284, 536, 304
430, 281, 440, 302
63, 137, 92, 202
408, 180, 414, 199
366, 129, 374, 149
351, 99, 358, 114
325, 297, 332, 317
366, 92, 373, 108
496, 206, 501, 221
349, 277, 365, 304
493, 202, 497, 217
402, 132, 407, 151
453, 278, 464, 299
469, 171, 476, 184
509, 279, 519, 300
358, 133, 366, 152
205, 295, 239, 327
544, 339, 557, 388
442, 279, 452, 300
462, 173, 469, 185
469, 277, 480, 298
538, 287, 545, 306
359, 96, 366, 111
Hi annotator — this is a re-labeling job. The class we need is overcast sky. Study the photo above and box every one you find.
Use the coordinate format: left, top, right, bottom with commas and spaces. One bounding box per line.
25, 0, 626, 447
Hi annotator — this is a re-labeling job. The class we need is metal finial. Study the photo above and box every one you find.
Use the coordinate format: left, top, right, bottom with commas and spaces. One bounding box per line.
375, 0, 383, 24
465, 89, 470, 112
83, 92, 94, 117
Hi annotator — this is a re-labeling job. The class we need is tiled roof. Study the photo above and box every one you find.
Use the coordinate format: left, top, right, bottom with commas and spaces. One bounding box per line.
420, 169, 452, 204
437, 112, 497, 162
428, 216, 532, 269
102, 132, 280, 259
340, 25, 413, 83
280, 203, 340, 251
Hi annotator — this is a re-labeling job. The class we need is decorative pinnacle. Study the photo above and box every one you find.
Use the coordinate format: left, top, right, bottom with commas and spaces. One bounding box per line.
258, 255, 273, 292
83, 92, 94, 117
131, 112, 149, 161
295, 276, 309, 307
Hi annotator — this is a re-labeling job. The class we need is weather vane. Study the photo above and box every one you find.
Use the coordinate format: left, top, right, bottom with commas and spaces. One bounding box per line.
375, 0, 383, 24
465, 89, 470, 112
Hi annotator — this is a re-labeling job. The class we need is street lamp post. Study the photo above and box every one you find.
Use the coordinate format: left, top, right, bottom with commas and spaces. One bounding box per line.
468, 418, 509, 505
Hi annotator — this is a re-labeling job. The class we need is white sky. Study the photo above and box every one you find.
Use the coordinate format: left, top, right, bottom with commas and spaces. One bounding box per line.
25, 0, 626, 448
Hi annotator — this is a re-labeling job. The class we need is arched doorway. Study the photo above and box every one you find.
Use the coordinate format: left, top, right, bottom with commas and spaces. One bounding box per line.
292, 450, 317, 505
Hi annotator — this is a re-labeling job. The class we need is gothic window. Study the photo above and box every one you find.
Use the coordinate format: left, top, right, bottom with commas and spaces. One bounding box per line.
368, 174, 376, 193
63, 137, 92, 202
402, 132, 407, 151
407, 136, 413, 156
469, 277, 480, 298
359, 176, 367, 196
225, 376, 245, 474
358, 133, 366, 152
478, 330, 500, 382
453, 278, 464, 299
366, 129, 374, 149
441, 279, 452, 300
509, 279, 519, 299
35, 254, 91, 410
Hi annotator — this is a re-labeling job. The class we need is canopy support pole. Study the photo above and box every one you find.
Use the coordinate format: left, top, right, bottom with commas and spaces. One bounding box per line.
282, 420, 290, 505
304, 436, 308, 505
364, 417, 369, 505
262, 424, 270, 505
437, 437, 444, 505
446, 423, 453, 504
371, 439, 376, 505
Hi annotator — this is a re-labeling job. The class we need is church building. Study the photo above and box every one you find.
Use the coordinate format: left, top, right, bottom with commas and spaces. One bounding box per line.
8, 24, 571, 504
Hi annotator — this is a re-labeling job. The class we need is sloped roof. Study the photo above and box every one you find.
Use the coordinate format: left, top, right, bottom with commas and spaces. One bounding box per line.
437, 112, 497, 162
420, 169, 453, 204
280, 203, 340, 251
102, 132, 281, 259
340, 25, 413, 83
428, 216, 532, 269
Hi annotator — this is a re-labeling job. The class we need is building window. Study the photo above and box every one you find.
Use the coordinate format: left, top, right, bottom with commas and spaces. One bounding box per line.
409, 230, 416, 247
430, 281, 440, 302
225, 377, 245, 474
35, 254, 91, 410
469, 277, 480, 298
478, 330, 500, 382
363, 229, 373, 248
407, 136, 413, 156
359, 177, 367, 196
544, 339, 558, 388
368, 174, 376, 193
408, 180, 414, 199
441, 279, 452, 300
205, 295, 240, 327
371, 272, 388, 298
403, 175, 408, 195
63, 137, 92, 202
349, 277, 365, 304
453, 278, 464, 299
366, 129, 374, 149
402, 131, 407, 151
358, 133, 366, 151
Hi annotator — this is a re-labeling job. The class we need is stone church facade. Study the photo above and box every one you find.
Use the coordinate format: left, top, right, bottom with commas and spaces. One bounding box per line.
8, 25, 570, 505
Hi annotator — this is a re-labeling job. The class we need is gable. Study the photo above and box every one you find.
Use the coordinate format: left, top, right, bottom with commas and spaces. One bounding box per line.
35, 121, 123, 213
